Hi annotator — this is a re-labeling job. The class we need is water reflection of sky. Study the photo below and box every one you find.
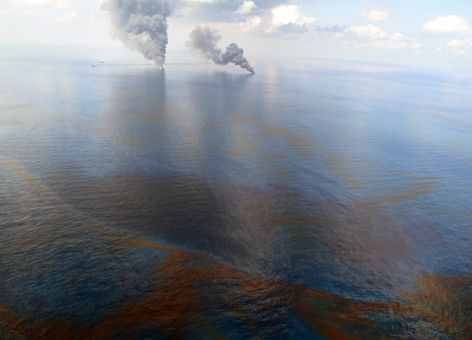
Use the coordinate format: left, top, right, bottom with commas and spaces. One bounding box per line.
0, 57, 471, 338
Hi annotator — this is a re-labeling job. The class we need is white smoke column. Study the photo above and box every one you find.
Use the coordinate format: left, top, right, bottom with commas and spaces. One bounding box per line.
189, 26, 255, 74
101, 0, 170, 67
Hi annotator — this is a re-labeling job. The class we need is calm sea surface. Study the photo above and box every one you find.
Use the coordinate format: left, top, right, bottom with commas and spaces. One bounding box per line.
0, 55, 471, 338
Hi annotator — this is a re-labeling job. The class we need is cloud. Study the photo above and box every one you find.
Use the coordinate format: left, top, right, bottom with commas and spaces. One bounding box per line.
447, 39, 472, 55
245, 16, 262, 30
365, 9, 390, 22
268, 4, 315, 33
179, 0, 286, 21
236, 1, 256, 14
347, 24, 386, 39
1, 0, 78, 25
423, 15, 470, 34
213, 15, 262, 32
44, 10, 78, 24
340, 25, 419, 49
4, 0, 69, 9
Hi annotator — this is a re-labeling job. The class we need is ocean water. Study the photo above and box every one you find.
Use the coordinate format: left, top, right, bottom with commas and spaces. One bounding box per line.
0, 54, 471, 338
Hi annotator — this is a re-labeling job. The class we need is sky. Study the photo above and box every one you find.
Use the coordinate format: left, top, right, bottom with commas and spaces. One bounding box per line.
1, 0, 472, 72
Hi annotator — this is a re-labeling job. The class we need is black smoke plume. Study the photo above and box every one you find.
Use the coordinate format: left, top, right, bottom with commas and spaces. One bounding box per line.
189, 26, 255, 74
102, 0, 170, 67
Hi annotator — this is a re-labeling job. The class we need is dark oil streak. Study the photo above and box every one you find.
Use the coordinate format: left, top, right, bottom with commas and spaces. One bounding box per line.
0, 156, 468, 339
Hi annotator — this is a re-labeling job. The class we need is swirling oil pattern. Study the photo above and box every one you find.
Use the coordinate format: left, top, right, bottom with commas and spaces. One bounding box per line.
1, 55, 472, 339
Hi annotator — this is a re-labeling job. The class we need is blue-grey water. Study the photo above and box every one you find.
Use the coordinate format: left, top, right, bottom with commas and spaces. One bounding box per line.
0, 55, 471, 339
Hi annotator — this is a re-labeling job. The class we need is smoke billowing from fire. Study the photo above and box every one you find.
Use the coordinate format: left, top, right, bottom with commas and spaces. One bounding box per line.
101, 0, 170, 67
189, 26, 255, 74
